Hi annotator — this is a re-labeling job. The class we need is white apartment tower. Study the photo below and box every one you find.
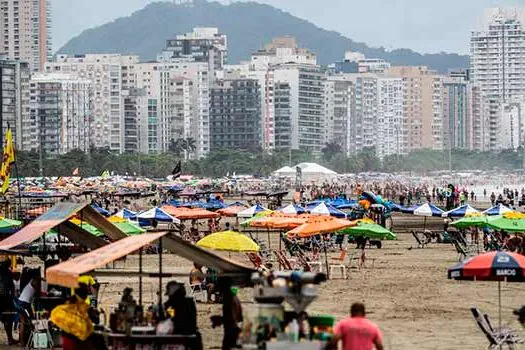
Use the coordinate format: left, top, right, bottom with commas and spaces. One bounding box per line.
45, 54, 140, 153
471, 9, 525, 150
0, 0, 52, 71
28, 73, 93, 154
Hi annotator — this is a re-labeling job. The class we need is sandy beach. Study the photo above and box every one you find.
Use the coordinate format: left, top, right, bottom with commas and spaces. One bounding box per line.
75, 212, 525, 350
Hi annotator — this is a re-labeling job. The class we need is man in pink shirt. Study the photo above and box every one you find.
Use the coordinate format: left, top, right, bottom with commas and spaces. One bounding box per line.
326, 302, 383, 350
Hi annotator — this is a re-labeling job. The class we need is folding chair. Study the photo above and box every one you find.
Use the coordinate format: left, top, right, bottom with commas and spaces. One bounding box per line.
471, 308, 522, 350
329, 250, 347, 279
24, 309, 53, 349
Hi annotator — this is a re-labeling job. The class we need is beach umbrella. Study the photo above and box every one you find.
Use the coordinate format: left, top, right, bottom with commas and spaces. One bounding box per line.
114, 208, 137, 220
196, 230, 259, 252
411, 203, 445, 217
450, 215, 489, 229
278, 204, 306, 215
486, 212, 525, 232
0, 217, 22, 234
483, 204, 514, 216
441, 204, 480, 218
217, 205, 246, 217
448, 251, 525, 328
405, 203, 444, 229
287, 216, 355, 278
309, 202, 347, 218
237, 204, 268, 218
339, 223, 397, 240
137, 207, 180, 223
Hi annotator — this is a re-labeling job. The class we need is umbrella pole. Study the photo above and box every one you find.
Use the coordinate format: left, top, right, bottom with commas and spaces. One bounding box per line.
158, 237, 163, 307
324, 238, 329, 279
499, 280, 502, 331
139, 248, 143, 306
424, 217, 427, 230
278, 232, 282, 270
267, 228, 271, 250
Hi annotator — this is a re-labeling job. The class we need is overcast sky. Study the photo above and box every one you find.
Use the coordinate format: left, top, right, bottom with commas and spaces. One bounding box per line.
52, 0, 524, 54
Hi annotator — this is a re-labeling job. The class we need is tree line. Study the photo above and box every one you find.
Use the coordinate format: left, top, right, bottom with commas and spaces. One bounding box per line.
11, 143, 525, 178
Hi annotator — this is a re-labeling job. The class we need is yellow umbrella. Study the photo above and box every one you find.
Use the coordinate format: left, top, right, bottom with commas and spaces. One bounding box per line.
196, 230, 259, 252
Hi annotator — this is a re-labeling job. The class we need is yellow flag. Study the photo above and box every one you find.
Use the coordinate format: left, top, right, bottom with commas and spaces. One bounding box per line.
0, 128, 15, 193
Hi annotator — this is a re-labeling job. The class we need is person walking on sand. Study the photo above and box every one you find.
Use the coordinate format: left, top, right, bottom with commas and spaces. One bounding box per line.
325, 302, 383, 350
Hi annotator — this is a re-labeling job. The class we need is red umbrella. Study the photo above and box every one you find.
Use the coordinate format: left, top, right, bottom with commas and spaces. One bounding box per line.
448, 251, 525, 328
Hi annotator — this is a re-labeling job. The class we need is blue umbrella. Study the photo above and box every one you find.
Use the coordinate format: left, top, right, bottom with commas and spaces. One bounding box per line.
406, 203, 444, 217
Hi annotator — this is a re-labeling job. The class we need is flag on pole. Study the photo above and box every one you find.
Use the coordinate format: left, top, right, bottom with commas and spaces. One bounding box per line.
0, 128, 15, 193
72, 168, 79, 176
171, 161, 181, 178
100, 170, 110, 179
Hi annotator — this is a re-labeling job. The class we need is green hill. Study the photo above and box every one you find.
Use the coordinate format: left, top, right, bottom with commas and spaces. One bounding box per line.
58, 0, 468, 73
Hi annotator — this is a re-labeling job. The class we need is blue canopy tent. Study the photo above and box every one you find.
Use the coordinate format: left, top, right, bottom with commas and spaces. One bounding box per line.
441, 204, 480, 218
137, 207, 180, 226
278, 204, 307, 215
91, 204, 110, 217
114, 208, 137, 220
308, 202, 347, 218
483, 204, 514, 216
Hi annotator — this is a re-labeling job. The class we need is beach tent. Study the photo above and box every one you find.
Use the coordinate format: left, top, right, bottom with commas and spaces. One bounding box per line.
309, 202, 347, 218
91, 204, 110, 217
137, 207, 180, 223
273, 166, 295, 176
483, 204, 514, 216
278, 204, 307, 215
441, 204, 480, 218
237, 204, 268, 218
114, 208, 137, 220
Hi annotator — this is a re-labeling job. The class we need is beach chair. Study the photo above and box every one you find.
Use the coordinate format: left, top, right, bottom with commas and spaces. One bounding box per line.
411, 231, 426, 248
329, 250, 347, 279
471, 308, 522, 349
246, 252, 264, 269
273, 251, 294, 270
453, 239, 477, 261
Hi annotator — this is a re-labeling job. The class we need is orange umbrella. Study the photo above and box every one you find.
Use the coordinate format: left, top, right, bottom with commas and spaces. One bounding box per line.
217, 206, 246, 217
249, 213, 312, 229
287, 216, 355, 238
161, 206, 219, 220
287, 216, 355, 279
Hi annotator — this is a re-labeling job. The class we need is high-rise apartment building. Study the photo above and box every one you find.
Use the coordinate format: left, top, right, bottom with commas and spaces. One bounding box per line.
273, 64, 325, 152
158, 27, 227, 76
28, 73, 93, 155
0, 0, 52, 71
443, 76, 470, 150
0, 55, 29, 149
45, 54, 140, 153
344, 74, 404, 158
471, 9, 525, 150
273, 82, 291, 150
209, 78, 261, 151
133, 59, 210, 157
388, 66, 444, 152
324, 77, 353, 154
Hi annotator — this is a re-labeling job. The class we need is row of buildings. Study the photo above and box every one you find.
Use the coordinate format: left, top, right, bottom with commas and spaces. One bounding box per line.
1, 4, 525, 159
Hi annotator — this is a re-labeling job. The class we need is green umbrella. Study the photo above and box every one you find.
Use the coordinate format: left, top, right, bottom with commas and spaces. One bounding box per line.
450, 215, 489, 229
113, 221, 145, 235
339, 223, 397, 240
486, 215, 525, 232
